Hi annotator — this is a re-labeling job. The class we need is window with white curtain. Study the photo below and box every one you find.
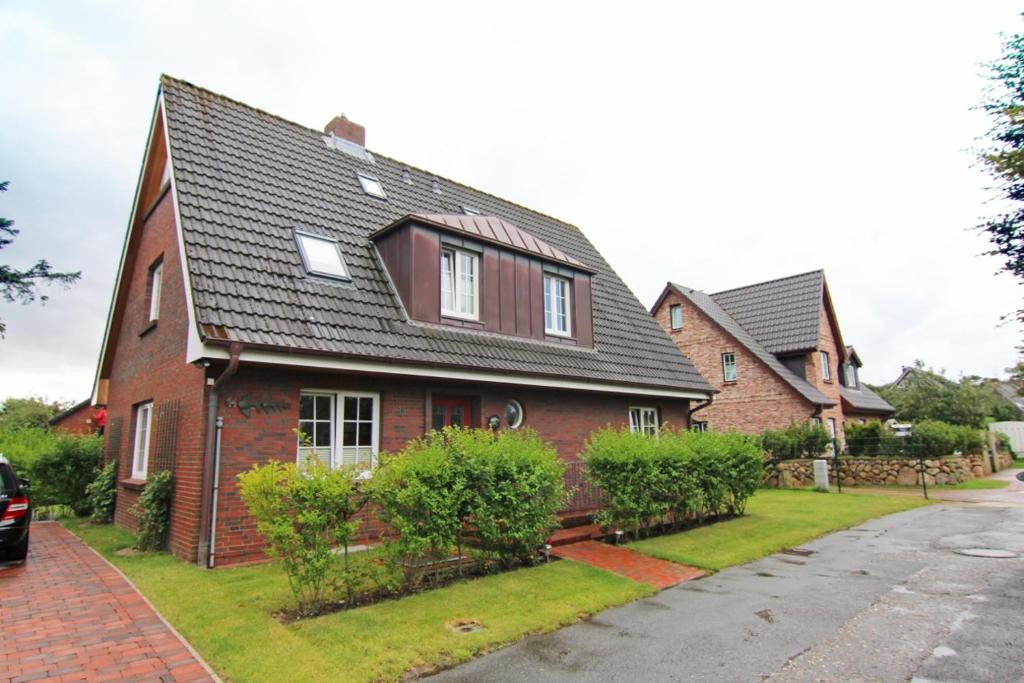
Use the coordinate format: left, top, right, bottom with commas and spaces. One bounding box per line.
297, 391, 379, 469
441, 248, 478, 319
629, 407, 659, 436
544, 274, 571, 335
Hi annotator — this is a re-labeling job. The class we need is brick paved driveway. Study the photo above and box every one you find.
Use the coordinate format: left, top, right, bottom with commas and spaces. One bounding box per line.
0, 523, 216, 683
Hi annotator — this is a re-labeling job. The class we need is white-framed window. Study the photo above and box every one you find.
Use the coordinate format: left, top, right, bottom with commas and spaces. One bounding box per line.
297, 391, 380, 469
296, 232, 350, 280
544, 274, 571, 335
722, 352, 737, 382
670, 304, 683, 330
131, 402, 153, 479
811, 416, 823, 428
148, 261, 163, 322
629, 407, 659, 436
356, 172, 387, 199
820, 351, 831, 381
441, 248, 479, 319
827, 417, 837, 439
691, 421, 708, 433
845, 363, 858, 388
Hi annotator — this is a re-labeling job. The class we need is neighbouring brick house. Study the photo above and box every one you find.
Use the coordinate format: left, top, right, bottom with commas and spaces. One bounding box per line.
839, 345, 895, 424
48, 399, 95, 436
652, 270, 887, 441
92, 76, 713, 568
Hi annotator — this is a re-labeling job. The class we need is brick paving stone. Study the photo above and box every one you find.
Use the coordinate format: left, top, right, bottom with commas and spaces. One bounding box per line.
550, 540, 706, 589
0, 523, 216, 683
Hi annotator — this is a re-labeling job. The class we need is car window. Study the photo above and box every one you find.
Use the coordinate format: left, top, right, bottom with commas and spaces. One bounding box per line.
0, 465, 17, 495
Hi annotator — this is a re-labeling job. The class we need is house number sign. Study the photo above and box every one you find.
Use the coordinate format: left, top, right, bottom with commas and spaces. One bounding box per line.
224, 395, 292, 418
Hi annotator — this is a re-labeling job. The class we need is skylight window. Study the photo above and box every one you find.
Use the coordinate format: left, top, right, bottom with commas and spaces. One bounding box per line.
357, 172, 386, 199
296, 232, 350, 280
463, 206, 481, 216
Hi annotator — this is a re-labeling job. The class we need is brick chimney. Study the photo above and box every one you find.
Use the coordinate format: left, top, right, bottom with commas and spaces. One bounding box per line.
324, 115, 365, 147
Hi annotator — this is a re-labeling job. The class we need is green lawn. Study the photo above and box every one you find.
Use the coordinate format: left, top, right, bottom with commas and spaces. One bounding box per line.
63, 520, 652, 682
629, 489, 930, 572
1010, 459, 1024, 469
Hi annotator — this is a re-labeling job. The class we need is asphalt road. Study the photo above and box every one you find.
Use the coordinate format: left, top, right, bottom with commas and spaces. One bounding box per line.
429, 495, 1024, 682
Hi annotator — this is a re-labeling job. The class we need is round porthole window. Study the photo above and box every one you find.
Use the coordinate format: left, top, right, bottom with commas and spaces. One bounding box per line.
505, 400, 524, 429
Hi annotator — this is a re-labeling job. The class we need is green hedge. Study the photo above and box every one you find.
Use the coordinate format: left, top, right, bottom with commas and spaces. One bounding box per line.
846, 420, 984, 458
26, 433, 103, 514
581, 428, 763, 539
760, 423, 831, 460
369, 428, 566, 581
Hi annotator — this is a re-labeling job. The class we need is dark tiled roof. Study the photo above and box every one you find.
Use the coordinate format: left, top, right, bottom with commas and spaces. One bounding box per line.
840, 384, 894, 415
668, 284, 834, 406
161, 76, 711, 394
711, 270, 824, 355
376, 214, 592, 271
48, 399, 91, 426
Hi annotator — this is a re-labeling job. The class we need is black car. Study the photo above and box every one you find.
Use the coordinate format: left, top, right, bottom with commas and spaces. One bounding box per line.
0, 457, 31, 563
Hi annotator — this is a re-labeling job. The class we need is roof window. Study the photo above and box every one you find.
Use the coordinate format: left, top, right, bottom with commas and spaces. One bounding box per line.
295, 231, 350, 280
357, 172, 387, 199
401, 169, 413, 184
463, 206, 481, 216
432, 179, 442, 194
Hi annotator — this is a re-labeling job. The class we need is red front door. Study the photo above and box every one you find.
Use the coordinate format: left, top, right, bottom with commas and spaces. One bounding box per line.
431, 396, 473, 430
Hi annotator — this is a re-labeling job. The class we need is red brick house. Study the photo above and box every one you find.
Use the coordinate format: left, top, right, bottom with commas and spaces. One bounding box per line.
48, 399, 95, 436
92, 76, 713, 568
651, 271, 889, 441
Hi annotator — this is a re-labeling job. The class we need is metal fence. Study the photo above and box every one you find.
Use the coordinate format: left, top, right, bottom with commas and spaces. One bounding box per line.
562, 460, 605, 512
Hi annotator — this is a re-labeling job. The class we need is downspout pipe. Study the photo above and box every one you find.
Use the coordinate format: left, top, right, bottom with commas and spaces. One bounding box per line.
197, 342, 242, 568
687, 395, 713, 427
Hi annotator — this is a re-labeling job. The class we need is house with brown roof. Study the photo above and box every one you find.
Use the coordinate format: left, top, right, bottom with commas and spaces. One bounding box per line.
839, 346, 895, 424
652, 270, 890, 441
93, 76, 713, 567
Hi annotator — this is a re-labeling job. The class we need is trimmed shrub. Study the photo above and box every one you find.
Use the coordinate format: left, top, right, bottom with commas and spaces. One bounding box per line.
0, 427, 58, 477
995, 431, 1015, 457
238, 459, 365, 615
760, 423, 831, 460
86, 459, 118, 523
133, 470, 174, 551
845, 421, 901, 456
456, 429, 566, 568
582, 427, 763, 538
28, 433, 102, 514
370, 427, 566, 583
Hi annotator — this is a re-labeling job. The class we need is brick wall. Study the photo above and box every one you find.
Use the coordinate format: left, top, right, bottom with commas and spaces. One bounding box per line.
803, 305, 845, 442
104, 189, 208, 562
654, 290, 816, 433
208, 366, 691, 565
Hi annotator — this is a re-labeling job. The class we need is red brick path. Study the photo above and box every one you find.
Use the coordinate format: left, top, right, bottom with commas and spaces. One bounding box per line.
551, 540, 706, 589
0, 523, 216, 683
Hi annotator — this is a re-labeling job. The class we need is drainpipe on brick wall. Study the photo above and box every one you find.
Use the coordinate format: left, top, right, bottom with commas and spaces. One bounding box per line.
197, 342, 242, 568
688, 396, 713, 426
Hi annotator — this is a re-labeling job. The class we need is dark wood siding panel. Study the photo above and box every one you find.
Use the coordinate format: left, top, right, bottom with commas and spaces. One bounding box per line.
514, 255, 532, 335
409, 226, 441, 323
482, 246, 501, 332
529, 260, 544, 340
374, 228, 411, 311
574, 274, 594, 348
498, 251, 517, 335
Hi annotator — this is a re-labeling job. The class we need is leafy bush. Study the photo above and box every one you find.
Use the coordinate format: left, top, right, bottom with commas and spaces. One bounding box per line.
370, 428, 566, 583
456, 429, 566, 568
0, 427, 58, 477
86, 459, 118, 523
133, 470, 174, 551
238, 459, 364, 615
582, 427, 763, 538
0, 397, 60, 431
760, 423, 831, 460
995, 431, 1015, 457
845, 421, 901, 456
28, 433, 102, 514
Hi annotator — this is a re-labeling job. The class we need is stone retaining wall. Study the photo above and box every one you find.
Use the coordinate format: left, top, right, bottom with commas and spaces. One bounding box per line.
765, 453, 996, 488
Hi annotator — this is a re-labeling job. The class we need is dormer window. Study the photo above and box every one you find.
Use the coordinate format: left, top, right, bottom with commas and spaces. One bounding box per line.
845, 363, 858, 388
357, 172, 386, 199
296, 232, 350, 280
441, 247, 478, 319
544, 274, 571, 336
820, 351, 831, 381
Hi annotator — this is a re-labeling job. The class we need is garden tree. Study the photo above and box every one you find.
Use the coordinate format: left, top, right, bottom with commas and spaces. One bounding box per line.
0, 181, 80, 335
0, 396, 62, 431
874, 361, 1007, 428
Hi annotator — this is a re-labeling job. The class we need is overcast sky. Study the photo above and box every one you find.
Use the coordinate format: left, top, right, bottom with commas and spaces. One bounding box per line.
1, 1, 1022, 403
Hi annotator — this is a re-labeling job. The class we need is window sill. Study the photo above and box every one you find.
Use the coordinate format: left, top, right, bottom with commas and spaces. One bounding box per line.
119, 478, 147, 491
139, 321, 158, 337
723, 380, 737, 385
